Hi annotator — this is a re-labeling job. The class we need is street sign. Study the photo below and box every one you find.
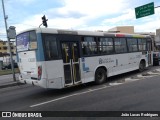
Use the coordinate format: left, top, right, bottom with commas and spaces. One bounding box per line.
8, 26, 16, 39
135, 2, 154, 19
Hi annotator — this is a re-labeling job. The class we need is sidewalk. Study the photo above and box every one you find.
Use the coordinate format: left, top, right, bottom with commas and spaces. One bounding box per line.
0, 74, 25, 89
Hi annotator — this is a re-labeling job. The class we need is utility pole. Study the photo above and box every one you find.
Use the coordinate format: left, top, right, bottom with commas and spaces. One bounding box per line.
1, 0, 16, 81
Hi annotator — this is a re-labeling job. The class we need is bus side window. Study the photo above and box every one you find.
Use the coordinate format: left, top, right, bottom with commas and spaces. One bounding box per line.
82, 42, 89, 55
46, 40, 51, 59
127, 38, 138, 52
81, 37, 97, 56
98, 37, 114, 54
138, 39, 147, 51
114, 38, 127, 53
44, 35, 59, 60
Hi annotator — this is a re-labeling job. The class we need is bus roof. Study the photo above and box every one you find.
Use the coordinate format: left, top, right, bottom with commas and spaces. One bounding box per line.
16, 27, 151, 38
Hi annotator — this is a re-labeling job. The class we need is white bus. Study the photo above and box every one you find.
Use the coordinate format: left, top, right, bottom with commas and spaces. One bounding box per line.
16, 28, 153, 89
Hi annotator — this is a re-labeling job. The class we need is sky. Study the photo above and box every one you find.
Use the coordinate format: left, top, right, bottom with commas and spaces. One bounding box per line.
0, 0, 160, 40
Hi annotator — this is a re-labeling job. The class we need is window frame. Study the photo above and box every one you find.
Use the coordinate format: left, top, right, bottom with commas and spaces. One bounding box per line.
127, 38, 138, 52
81, 36, 98, 56
16, 30, 38, 52
98, 37, 114, 55
114, 37, 128, 54
42, 34, 60, 61
138, 38, 147, 52
29, 30, 38, 50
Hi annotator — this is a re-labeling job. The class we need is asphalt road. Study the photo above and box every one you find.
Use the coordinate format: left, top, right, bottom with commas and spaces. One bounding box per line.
0, 66, 160, 119
2, 76, 159, 111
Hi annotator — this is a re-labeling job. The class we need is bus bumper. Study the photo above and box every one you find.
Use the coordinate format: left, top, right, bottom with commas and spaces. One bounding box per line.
18, 75, 47, 88
18, 75, 64, 89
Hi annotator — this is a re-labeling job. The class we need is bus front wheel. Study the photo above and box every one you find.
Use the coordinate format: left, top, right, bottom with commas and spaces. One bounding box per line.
139, 60, 145, 72
95, 68, 106, 84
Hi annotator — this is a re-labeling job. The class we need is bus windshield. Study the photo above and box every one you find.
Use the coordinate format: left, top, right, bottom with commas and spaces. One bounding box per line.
16, 31, 37, 52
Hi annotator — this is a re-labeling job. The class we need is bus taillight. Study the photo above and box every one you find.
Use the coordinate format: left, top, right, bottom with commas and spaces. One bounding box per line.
38, 66, 42, 80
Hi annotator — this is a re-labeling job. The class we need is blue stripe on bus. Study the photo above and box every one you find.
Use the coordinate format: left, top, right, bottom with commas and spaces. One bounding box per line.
36, 33, 45, 61
81, 58, 89, 72
82, 63, 89, 72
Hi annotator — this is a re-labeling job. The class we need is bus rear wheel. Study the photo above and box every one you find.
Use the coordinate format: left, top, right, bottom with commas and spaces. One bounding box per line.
95, 68, 106, 84
139, 60, 145, 72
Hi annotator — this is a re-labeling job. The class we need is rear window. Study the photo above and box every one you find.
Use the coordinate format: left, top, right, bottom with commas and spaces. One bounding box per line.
16, 31, 37, 52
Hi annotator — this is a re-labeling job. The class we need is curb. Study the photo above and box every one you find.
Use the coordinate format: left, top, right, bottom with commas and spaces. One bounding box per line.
0, 82, 25, 89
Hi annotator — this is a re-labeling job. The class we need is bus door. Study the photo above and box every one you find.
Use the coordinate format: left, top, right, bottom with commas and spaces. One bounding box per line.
147, 40, 152, 65
61, 42, 81, 86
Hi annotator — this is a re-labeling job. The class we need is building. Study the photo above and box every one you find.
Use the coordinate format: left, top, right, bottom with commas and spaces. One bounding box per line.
155, 29, 160, 50
108, 26, 134, 34
0, 40, 16, 56
0, 40, 16, 64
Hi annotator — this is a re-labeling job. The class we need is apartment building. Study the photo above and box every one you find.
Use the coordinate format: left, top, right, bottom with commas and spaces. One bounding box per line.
0, 40, 16, 57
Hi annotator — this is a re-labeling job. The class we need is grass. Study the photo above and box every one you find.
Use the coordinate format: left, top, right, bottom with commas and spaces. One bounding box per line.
0, 68, 20, 76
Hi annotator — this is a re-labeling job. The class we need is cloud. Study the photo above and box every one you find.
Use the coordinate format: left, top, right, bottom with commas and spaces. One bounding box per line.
51, 0, 129, 22
14, 14, 42, 33
61, 0, 128, 17
13, 0, 129, 33
14, 0, 36, 5
46, 8, 86, 19
102, 9, 135, 25
135, 18, 160, 32
44, 0, 129, 22
5, 0, 159, 35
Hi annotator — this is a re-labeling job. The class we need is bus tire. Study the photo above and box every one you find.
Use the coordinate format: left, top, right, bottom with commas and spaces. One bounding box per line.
95, 68, 106, 84
139, 60, 145, 72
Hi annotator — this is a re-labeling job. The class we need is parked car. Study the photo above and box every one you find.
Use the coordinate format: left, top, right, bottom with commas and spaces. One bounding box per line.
153, 52, 160, 66
2, 63, 18, 70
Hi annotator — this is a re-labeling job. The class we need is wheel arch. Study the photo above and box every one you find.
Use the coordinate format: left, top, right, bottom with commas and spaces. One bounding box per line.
139, 59, 146, 67
94, 65, 108, 79
138, 59, 147, 72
